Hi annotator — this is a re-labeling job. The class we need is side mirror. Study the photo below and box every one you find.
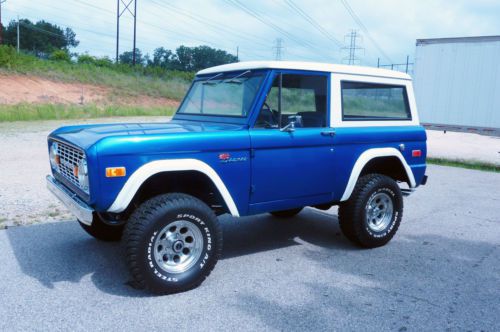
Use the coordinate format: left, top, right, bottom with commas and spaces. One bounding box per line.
280, 115, 303, 132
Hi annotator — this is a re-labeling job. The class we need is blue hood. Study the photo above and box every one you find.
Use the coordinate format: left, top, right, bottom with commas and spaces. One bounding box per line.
49, 120, 247, 150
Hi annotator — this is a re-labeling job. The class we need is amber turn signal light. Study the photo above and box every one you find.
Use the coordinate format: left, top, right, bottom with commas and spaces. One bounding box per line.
106, 167, 126, 177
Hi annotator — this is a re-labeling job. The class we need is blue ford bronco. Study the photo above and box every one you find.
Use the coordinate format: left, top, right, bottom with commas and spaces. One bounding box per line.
47, 61, 427, 293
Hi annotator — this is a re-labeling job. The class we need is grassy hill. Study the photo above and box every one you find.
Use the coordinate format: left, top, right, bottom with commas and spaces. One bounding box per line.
0, 46, 192, 121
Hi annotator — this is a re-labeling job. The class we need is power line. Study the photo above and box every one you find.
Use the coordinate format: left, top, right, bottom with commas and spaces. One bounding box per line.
2, 7, 147, 55
149, 1, 325, 61
224, 0, 328, 59
149, 0, 271, 50
284, 0, 343, 48
19, 21, 67, 40
339, 0, 392, 63
4, 2, 278, 62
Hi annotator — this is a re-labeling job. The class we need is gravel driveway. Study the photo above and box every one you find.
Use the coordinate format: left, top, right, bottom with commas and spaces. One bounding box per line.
0, 117, 166, 228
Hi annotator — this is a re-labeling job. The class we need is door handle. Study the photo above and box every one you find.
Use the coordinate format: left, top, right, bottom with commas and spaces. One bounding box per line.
321, 130, 336, 137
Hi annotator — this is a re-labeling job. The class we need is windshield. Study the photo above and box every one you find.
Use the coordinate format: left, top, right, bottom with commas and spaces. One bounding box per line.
177, 71, 265, 117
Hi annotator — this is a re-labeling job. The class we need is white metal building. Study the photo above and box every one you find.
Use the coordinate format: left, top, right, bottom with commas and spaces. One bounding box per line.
413, 36, 500, 133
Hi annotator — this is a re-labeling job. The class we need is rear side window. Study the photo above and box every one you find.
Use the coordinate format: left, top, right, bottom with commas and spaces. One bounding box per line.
341, 81, 411, 121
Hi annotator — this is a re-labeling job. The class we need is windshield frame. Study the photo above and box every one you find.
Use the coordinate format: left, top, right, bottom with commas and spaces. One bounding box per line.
174, 69, 271, 125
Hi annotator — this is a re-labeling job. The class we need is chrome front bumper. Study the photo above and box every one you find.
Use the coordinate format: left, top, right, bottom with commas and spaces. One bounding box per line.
46, 175, 94, 225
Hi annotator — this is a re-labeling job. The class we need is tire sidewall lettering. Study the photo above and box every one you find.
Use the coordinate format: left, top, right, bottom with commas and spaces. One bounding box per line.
145, 212, 213, 284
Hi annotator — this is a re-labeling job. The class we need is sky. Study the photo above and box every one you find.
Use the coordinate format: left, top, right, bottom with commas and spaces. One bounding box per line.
1, 0, 500, 67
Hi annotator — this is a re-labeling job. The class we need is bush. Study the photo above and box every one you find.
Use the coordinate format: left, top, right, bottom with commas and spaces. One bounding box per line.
49, 50, 71, 62
77, 54, 96, 65
0, 47, 192, 100
94, 56, 113, 68
0, 45, 17, 67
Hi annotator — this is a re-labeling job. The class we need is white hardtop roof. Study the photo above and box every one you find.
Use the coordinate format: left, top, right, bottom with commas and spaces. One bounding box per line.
197, 61, 411, 80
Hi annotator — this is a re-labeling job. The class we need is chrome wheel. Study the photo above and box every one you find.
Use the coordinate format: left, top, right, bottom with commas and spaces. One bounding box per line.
153, 220, 204, 274
365, 192, 394, 232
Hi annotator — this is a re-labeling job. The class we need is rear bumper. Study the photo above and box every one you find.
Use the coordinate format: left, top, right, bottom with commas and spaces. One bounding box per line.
46, 175, 94, 226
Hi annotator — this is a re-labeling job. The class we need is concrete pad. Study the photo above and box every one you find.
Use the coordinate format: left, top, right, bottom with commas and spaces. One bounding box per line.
426, 129, 500, 165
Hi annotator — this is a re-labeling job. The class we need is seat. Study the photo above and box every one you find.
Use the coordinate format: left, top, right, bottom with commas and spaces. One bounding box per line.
298, 111, 326, 127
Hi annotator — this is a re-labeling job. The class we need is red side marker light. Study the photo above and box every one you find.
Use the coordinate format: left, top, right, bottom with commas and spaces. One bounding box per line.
219, 153, 231, 161
412, 150, 422, 157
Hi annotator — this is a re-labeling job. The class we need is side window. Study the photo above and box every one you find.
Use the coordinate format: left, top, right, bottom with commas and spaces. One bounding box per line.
255, 74, 327, 128
341, 81, 411, 121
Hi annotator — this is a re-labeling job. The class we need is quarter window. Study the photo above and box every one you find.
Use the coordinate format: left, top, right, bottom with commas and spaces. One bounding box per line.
341, 81, 411, 121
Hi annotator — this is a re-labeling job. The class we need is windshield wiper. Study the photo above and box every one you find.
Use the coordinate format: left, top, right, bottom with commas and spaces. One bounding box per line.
202, 73, 223, 85
223, 70, 251, 84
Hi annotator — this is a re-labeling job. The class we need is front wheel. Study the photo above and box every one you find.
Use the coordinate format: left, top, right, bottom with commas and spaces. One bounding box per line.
123, 193, 222, 294
338, 174, 403, 248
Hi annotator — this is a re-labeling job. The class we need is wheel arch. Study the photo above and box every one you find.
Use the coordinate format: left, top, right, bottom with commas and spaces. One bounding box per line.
107, 159, 239, 217
340, 148, 416, 201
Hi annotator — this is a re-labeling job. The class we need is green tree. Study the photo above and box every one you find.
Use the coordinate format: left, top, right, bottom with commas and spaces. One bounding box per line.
151, 47, 175, 68
150, 45, 237, 72
173, 45, 238, 72
3, 19, 79, 57
119, 48, 144, 65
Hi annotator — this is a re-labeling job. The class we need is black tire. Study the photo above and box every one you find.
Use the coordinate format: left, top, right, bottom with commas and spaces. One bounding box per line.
123, 193, 222, 294
338, 174, 403, 248
270, 207, 303, 218
78, 215, 124, 242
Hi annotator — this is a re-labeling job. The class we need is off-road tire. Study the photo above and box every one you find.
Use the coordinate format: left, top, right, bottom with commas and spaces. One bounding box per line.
338, 174, 403, 248
78, 215, 124, 242
270, 207, 303, 218
123, 193, 222, 294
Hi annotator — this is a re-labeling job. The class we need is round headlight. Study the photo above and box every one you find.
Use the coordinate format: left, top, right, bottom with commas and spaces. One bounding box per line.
78, 158, 89, 192
49, 142, 60, 170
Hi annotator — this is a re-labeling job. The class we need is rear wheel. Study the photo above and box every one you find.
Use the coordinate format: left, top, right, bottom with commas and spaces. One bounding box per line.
270, 208, 303, 218
78, 214, 124, 242
123, 193, 222, 294
338, 174, 403, 248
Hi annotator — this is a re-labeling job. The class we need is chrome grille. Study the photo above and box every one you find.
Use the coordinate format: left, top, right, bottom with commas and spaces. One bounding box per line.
55, 141, 85, 190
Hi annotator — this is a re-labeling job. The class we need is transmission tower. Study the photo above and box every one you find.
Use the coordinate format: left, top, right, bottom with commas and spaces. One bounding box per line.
342, 29, 364, 65
273, 38, 284, 61
116, 0, 138, 65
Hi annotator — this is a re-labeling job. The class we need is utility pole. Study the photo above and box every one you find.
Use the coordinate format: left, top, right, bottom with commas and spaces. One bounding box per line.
16, 15, 19, 52
236, 46, 239, 62
116, 0, 137, 64
273, 38, 284, 61
132, 0, 137, 65
342, 29, 364, 65
0, 0, 6, 45
116, 0, 119, 63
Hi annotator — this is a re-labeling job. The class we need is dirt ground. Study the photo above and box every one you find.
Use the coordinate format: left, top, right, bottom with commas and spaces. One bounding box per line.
0, 74, 179, 107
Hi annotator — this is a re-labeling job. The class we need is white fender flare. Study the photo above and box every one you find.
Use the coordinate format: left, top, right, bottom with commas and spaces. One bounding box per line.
340, 148, 416, 202
107, 159, 240, 217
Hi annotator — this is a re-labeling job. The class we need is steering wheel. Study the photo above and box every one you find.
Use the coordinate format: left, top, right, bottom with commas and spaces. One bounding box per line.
259, 102, 278, 128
